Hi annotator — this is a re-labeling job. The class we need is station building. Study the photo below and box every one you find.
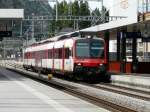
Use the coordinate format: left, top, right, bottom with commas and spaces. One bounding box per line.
81, 0, 150, 74
0, 9, 24, 59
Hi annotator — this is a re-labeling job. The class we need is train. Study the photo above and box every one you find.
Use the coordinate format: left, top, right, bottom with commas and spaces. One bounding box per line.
23, 32, 110, 82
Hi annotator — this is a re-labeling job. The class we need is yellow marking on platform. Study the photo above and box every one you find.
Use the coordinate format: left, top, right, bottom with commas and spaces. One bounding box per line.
48, 74, 53, 80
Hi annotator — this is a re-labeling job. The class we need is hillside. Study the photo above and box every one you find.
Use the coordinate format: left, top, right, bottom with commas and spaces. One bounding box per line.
0, 0, 52, 16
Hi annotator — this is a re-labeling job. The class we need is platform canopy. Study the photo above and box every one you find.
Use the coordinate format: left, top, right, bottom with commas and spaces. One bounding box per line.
0, 9, 24, 19
81, 18, 137, 32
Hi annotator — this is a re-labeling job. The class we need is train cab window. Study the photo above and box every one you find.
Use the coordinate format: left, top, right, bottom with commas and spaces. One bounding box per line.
76, 43, 89, 57
90, 41, 104, 58
76, 40, 104, 58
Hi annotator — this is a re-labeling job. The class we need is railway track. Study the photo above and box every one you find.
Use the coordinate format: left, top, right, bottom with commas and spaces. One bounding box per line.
1, 61, 150, 112
86, 83, 150, 101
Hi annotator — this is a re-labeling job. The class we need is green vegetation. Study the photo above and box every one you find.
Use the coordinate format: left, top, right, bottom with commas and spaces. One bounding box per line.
51, 0, 109, 34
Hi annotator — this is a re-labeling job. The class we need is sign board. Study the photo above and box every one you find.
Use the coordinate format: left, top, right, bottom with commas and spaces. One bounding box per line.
0, 9, 24, 19
145, 13, 150, 21
112, 0, 138, 24
109, 40, 117, 52
0, 31, 12, 37
142, 37, 150, 42
81, 0, 138, 33
124, 32, 142, 38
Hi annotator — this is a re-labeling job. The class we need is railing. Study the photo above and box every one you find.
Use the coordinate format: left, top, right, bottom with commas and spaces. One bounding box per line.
24, 15, 126, 22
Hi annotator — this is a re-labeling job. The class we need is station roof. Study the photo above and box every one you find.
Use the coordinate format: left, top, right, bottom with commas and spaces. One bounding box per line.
81, 18, 137, 32
0, 9, 24, 19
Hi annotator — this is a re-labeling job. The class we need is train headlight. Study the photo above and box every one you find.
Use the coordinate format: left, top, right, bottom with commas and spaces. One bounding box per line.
99, 63, 103, 66
77, 63, 81, 66
99, 64, 106, 73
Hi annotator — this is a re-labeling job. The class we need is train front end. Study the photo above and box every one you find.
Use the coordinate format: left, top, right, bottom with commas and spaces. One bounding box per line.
73, 37, 109, 81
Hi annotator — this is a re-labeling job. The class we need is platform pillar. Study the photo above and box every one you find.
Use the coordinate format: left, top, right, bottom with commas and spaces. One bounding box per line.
132, 37, 137, 73
120, 30, 126, 73
117, 30, 121, 61
104, 30, 110, 70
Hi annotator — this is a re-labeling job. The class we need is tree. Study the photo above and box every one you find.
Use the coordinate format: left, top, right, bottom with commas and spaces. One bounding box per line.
101, 6, 109, 23
51, 0, 109, 34
79, 1, 91, 29
72, 1, 80, 16
91, 6, 109, 25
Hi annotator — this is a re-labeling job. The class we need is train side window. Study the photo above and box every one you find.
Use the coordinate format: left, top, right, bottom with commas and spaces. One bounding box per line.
29, 52, 31, 58
32, 52, 35, 58
54, 48, 63, 59
48, 49, 53, 59
43, 50, 46, 59
65, 48, 71, 59
44, 50, 47, 59
40, 51, 42, 59
27, 53, 28, 58
69, 48, 72, 57
54, 49, 59, 59
25, 53, 27, 59
28, 52, 30, 59
32, 52, 34, 58
59, 48, 62, 59
27, 52, 28, 58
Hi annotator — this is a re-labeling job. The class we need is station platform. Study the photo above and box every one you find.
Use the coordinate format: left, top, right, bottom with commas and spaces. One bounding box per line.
0, 67, 109, 112
111, 73, 150, 89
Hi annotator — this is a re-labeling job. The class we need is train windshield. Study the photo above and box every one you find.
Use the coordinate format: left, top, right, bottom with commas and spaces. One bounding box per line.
76, 39, 104, 58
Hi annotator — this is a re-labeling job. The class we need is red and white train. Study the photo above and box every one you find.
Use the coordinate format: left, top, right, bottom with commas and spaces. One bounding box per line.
23, 33, 110, 81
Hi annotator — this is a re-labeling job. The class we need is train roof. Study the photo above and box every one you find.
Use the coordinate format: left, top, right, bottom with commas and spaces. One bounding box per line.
25, 30, 104, 49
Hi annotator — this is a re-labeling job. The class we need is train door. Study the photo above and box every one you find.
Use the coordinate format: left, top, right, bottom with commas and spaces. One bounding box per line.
58, 48, 63, 70
35, 51, 42, 68
62, 46, 65, 71
47, 49, 53, 69
64, 47, 73, 71
42, 50, 47, 68
54, 49, 59, 70
35, 51, 38, 67
39, 51, 42, 68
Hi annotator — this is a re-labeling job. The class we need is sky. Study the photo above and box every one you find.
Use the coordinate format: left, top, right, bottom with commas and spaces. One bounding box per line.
49, 0, 113, 10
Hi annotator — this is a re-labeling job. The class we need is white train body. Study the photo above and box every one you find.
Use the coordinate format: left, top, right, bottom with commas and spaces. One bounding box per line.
24, 38, 74, 72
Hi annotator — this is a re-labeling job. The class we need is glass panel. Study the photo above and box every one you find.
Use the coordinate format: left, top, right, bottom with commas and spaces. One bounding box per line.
76, 43, 89, 57
90, 42, 104, 58
76, 39, 104, 58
